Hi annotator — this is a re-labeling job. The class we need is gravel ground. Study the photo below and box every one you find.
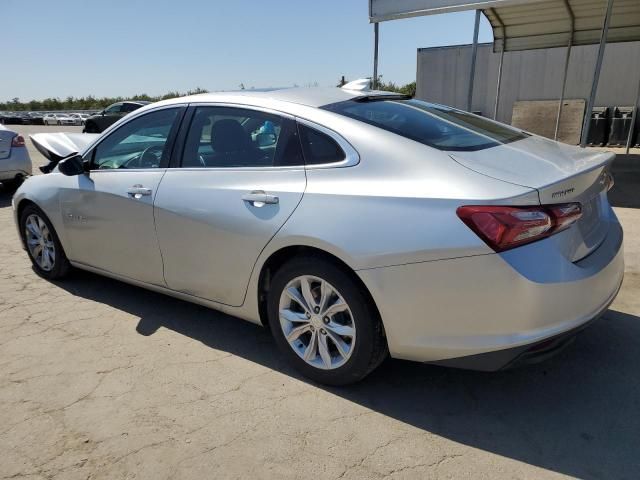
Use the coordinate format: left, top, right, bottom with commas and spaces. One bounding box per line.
0, 126, 639, 479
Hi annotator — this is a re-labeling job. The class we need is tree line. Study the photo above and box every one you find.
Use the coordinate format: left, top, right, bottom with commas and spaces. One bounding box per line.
337, 76, 417, 97
0, 87, 209, 112
1, 79, 417, 112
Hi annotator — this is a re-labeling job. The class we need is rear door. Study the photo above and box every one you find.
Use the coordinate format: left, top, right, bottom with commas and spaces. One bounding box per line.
154, 105, 306, 306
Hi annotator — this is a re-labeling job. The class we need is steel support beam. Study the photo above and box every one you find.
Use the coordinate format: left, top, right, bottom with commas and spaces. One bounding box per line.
494, 50, 505, 119
555, 0, 575, 141
467, 10, 481, 112
373, 22, 379, 89
490, 8, 506, 120
581, 0, 615, 148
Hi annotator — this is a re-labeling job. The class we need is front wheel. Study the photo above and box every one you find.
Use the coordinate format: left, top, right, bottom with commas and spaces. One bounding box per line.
267, 256, 387, 385
20, 205, 71, 280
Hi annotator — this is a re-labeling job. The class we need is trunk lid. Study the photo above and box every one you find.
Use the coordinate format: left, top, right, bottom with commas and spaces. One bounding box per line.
450, 135, 615, 262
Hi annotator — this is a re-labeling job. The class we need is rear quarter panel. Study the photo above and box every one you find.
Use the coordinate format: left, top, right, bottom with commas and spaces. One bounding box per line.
270, 123, 540, 270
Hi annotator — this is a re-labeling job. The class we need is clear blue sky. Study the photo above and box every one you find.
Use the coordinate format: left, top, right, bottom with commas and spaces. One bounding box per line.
3, 0, 492, 102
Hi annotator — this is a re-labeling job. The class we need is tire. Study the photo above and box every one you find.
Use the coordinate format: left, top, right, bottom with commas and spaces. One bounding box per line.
57, 121, 61, 126
19, 204, 71, 280
267, 256, 387, 386
83, 122, 98, 133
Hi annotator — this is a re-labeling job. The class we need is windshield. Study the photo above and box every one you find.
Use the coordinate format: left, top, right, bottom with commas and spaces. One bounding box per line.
322, 98, 528, 151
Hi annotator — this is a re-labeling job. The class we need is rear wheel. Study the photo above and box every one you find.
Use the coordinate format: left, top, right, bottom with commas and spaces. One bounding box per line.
267, 256, 387, 385
19, 205, 71, 280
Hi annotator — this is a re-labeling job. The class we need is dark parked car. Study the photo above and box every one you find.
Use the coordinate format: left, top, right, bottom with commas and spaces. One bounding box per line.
3, 112, 26, 125
83, 101, 150, 133
27, 113, 45, 125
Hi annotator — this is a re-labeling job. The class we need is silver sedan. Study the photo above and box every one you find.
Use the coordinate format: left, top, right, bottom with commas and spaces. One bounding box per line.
12, 87, 624, 385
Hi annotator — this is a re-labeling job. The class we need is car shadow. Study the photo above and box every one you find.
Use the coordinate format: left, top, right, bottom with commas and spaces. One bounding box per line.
53, 267, 640, 479
0, 188, 15, 207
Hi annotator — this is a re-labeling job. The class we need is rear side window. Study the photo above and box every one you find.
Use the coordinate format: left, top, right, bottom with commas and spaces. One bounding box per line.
298, 124, 345, 165
322, 99, 528, 151
180, 106, 304, 168
121, 103, 140, 113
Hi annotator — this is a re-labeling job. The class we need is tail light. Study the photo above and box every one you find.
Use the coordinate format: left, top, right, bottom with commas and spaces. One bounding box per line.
11, 135, 25, 147
457, 203, 582, 252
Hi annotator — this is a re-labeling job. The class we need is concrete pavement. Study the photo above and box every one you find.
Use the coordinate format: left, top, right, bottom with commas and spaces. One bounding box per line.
0, 126, 639, 479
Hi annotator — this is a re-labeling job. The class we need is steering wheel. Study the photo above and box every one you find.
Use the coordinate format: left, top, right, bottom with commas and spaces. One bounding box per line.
125, 145, 164, 169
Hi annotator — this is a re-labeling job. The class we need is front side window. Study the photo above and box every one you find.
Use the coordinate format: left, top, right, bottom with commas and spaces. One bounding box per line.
181, 106, 303, 168
91, 108, 179, 170
322, 99, 528, 151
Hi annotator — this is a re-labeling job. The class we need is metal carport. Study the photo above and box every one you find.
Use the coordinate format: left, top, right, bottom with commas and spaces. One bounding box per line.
369, 0, 640, 152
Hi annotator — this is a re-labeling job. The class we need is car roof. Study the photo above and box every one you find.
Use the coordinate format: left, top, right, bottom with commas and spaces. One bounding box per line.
159, 87, 406, 109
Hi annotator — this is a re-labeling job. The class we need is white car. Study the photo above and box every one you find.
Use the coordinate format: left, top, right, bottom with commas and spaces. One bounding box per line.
43, 114, 75, 126
0, 124, 31, 189
68, 113, 89, 126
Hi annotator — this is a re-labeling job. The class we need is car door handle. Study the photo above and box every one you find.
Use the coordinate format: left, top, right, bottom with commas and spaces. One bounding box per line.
242, 190, 279, 207
127, 185, 152, 198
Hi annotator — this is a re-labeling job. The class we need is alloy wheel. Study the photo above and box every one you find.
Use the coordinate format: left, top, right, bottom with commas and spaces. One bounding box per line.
278, 275, 356, 370
24, 214, 56, 271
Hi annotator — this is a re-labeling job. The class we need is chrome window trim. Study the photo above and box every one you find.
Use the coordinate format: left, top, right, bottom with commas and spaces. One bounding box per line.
185, 103, 359, 169
83, 102, 360, 172
295, 117, 360, 169
186, 102, 295, 121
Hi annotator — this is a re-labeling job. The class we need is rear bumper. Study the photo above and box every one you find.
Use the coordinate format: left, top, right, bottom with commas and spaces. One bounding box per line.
0, 148, 32, 181
357, 212, 624, 367
429, 279, 619, 371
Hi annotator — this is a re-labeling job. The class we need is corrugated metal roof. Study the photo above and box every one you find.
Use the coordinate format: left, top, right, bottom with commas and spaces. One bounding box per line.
486, 0, 640, 51
370, 0, 640, 51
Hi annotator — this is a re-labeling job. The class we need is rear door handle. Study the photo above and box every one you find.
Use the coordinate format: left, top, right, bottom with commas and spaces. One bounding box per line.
242, 190, 279, 207
127, 184, 152, 199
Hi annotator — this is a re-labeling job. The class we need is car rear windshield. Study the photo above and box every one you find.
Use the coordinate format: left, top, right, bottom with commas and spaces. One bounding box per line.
321, 98, 528, 151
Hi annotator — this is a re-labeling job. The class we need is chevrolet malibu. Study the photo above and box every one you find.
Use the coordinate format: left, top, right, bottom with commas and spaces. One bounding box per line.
13, 87, 623, 385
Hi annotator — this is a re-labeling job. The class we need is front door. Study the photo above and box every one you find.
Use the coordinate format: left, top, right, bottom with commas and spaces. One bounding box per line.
61, 106, 183, 285
154, 105, 307, 306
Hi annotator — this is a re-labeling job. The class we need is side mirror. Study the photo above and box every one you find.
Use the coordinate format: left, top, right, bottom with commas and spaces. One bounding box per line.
58, 154, 85, 176
256, 132, 277, 148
